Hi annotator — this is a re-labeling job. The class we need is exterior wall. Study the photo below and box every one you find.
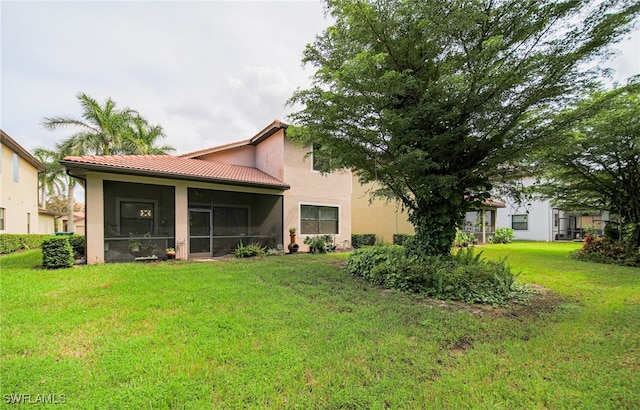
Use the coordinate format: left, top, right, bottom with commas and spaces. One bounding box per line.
197, 146, 256, 167
255, 129, 285, 180
37, 213, 56, 234
84, 171, 283, 264
496, 180, 554, 241
351, 175, 414, 244
283, 138, 352, 252
0, 140, 45, 234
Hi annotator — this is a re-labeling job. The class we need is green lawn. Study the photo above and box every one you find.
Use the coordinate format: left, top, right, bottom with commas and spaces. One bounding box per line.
1, 242, 638, 409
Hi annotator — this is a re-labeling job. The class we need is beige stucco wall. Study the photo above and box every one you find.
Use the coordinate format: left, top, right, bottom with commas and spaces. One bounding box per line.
255, 130, 285, 180
283, 138, 352, 252
84, 171, 284, 264
0, 142, 46, 234
197, 146, 256, 167
351, 175, 414, 244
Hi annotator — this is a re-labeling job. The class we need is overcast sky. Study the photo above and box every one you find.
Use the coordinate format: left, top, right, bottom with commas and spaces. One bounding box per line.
1, 0, 639, 156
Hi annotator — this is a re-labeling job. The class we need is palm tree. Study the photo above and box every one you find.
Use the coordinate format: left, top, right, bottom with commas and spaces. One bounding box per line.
119, 116, 175, 155
43, 92, 175, 232
43, 92, 137, 156
33, 147, 66, 209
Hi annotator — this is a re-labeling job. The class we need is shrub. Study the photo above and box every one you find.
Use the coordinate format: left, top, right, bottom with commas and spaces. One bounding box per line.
571, 234, 640, 267
234, 241, 266, 258
347, 246, 526, 306
304, 235, 336, 253
454, 230, 477, 247
490, 227, 515, 244
392, 233, 413, 246
68, 235, 86, 258
41, 237, 75, 269
351, 233, 377, 249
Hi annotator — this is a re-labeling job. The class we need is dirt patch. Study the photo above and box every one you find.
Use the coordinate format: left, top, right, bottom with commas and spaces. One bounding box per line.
417, 283, 565, 320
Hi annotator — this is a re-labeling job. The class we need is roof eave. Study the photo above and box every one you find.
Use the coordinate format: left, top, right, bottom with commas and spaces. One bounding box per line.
61, 160, 290, 191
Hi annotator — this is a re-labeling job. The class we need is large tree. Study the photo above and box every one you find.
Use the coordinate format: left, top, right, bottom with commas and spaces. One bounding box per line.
43, 92, 174, 156
288, 0, 639, 256
537, 83, 640, 248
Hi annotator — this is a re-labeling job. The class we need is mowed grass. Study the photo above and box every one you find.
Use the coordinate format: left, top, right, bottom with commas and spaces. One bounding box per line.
1, 242, 638, 409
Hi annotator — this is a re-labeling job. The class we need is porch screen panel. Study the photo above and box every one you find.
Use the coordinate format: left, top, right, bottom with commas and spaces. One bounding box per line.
188, 188, 283, 257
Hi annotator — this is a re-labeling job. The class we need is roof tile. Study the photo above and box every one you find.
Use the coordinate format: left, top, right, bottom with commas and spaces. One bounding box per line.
61, 155, 289, 189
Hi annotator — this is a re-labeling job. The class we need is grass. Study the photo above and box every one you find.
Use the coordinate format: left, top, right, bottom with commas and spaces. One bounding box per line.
1, 242, 638, 409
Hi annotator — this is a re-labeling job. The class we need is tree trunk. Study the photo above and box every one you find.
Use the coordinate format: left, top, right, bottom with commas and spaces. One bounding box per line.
407, 197, 466, 257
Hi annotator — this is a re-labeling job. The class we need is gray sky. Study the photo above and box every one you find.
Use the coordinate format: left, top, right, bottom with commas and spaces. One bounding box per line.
1, 0, 639, 156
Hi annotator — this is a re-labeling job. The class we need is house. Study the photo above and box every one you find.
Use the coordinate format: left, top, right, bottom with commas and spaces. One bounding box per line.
60, 120, 352, 264
495, 177, 608, 241
59, 211, 86, 235
351, 174, 505, 244
0, 130, 55, 234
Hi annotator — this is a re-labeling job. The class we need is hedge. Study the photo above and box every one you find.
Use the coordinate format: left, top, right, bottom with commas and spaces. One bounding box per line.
351, 233, 376, 249
0, 234, 51, 254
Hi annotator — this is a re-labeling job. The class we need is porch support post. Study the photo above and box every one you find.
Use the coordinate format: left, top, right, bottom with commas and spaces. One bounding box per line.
482, 209, 487, 244
175, 184, 189, 260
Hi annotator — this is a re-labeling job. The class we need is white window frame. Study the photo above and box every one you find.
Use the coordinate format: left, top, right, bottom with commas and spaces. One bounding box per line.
299, 202, 341, 236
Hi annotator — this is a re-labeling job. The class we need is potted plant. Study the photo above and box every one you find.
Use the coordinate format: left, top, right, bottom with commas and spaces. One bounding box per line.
288, 227, 299, 253
128, 239, 142, 252
166, 247, 176, 259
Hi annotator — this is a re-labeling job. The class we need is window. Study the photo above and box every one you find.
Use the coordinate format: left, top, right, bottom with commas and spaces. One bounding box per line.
512, 214, 528, 230
12, 153, 19, 182
119, 200, 156, 235
27, 212, 31, 234
0, 208, 5, 230
301, 205, 338, 234
312, 144, 330, 172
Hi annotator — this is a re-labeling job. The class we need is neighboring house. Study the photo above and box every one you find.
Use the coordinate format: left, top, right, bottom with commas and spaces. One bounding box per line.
351, 174, 505, 244
61, 120, 352, 264
0, 130, 54, 234
60, 212, 86, 235
496, 177, 608, 241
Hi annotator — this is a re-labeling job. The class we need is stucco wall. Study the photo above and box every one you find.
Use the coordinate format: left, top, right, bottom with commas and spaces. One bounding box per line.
282, 138, 352, 252
495, 178, 553, 241
197, 146, 256, 167
351, 175, 414, 244
0, 142, 43, 233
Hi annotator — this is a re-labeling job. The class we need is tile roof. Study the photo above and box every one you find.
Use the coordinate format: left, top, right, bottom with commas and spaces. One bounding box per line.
60, 155, 289, 189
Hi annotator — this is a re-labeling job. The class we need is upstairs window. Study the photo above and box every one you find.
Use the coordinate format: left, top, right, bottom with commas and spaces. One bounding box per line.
312, 144, 331, 172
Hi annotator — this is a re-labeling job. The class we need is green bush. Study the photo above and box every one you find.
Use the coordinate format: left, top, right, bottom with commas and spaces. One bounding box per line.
0, 234, 51, 254
489, 227, 515, 244
392, 233, 413, 246
304, 235, 336, 253
234, 241, 266, 258
41, 237, 75, 269
347, 246, 525, 306
454, 230, 478, 247
571, 234, 640, 267
68, 235, 86, 258
351, 233, 377, 249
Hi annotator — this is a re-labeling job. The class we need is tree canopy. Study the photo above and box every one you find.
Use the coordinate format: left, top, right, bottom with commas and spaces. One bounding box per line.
43, 92, 174, 156
288, 0, 639, 256
537, 83, 640, 247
